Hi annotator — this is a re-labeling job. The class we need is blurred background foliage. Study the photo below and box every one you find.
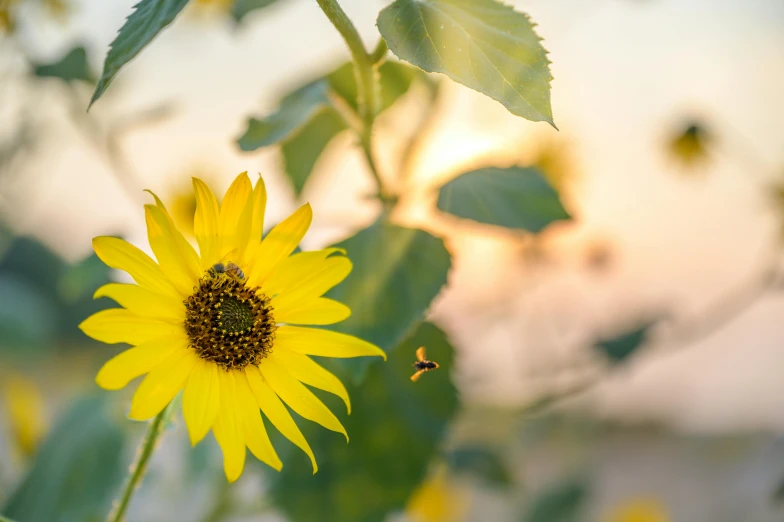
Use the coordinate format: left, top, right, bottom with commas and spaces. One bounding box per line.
1, 0, 784, 521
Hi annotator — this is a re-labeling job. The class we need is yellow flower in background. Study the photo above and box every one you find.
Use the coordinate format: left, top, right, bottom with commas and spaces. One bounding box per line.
80, 172, 385, 482
667, 121, 712, 170
194, 0, 232, 7
169, 186, 198, 237
406, 467, 467, 522
0, 0, 18, 32
2, 374, 47, 457
607, 497, 670, 522
0, 0, 69, 32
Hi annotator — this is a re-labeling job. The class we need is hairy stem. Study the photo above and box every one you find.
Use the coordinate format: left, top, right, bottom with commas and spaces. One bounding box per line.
106, 402, 175, 522
315, 0, 388, 200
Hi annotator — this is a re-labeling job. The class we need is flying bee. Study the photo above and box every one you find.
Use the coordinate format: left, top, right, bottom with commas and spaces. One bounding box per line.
410, 346, 439, 382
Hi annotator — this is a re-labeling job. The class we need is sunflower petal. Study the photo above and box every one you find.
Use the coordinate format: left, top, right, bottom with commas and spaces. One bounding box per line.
79, 309, 182, 345
258, 358, 347, 440
245, 365, 317, 473
193, 178, 221, 269
94, 283, 183, 323
92, 236, 178, 298
212, 370, 246, 482
274, 297, 351, 325
129, 349, 198, 420
275, 326, 386, 360
247, 204, 312, 287
249, 175, 267, 245
182, 360, 220, 446
262, 248, 346, 297
235, 371, 282, 470
268, 350, 351, 414
268, 256, 352, 312
145, 203, 201, 296
219, 173, 253, 261
96, 334, 186, 390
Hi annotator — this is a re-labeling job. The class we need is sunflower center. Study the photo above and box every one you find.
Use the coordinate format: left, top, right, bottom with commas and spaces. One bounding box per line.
184, 267, 276, 370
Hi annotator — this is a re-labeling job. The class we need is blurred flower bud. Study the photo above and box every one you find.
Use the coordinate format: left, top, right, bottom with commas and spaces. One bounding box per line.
668, 120, 713, 170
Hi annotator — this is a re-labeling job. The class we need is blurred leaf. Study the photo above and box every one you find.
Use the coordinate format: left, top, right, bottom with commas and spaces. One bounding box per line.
272, 322, 458, 522
3, 394, 126, 522
238, 81, 332, 151
524, 478, 588, 522
231, 0, 283, 23
445, 446, 511, 486
328, 60, 431, 113
58, 254, 114, 342
377, 0, 554, 126
58, 254, 110, 304
0, 237, 66, 298
326, 219, 450, 379
282, 109, 347, 196
0, 274, 58, 350
0, 516, 18, 522
33, 46, 94, 84
239, 60, 429, 195
594, 321, 656, 363
437, 166, 570, 233
0, 238, 112, 349
89, 0, 190, 108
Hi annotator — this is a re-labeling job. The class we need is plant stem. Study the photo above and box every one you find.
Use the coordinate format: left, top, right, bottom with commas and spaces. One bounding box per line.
369, 38, 388, 65
106, 402, 175, 522
315, 0, 389, 200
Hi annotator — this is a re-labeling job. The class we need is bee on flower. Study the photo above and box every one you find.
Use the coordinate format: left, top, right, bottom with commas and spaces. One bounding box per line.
80, 172, 385, 482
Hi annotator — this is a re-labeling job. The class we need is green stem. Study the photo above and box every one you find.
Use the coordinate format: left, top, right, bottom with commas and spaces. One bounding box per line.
106, 402, 175, 522
315, 0, 388, 200
369, 38, 388, 65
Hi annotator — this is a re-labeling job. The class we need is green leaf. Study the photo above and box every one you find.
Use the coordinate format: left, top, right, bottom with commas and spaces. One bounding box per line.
0, 516, 18, 522
231, 0, 284, 23
377, 0, 555, 126
237, 81, 331, 151
272, 322, 458, 522
282, 109, 347, 196
33, 46, 94, 84
58, 254, 110, 304
58, 254, 114, 342
327, 219, 451, 361
238, 60, 428, 195
0, 274, 58, 351
328, 60, 431, 113
437, 166, 570, 233
0, 237, 67, 298
594, 321, 656, 363
445, 446, 511, 486
524, 478, 588, 522
89, 0, 190, 108
3, 395, 126, 522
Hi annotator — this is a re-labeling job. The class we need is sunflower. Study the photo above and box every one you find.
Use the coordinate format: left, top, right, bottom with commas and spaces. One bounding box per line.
80, 172, 385, 482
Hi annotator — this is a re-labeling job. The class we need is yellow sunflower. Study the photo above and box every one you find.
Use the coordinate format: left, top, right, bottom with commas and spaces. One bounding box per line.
80, 172, 385, 482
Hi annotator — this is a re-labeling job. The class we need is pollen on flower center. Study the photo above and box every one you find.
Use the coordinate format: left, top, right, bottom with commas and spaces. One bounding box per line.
184, 267, 276, 370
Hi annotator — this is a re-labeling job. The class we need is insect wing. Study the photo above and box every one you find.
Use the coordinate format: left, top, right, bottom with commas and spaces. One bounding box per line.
410, 369, 425, 382
415, 346, 427, 362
